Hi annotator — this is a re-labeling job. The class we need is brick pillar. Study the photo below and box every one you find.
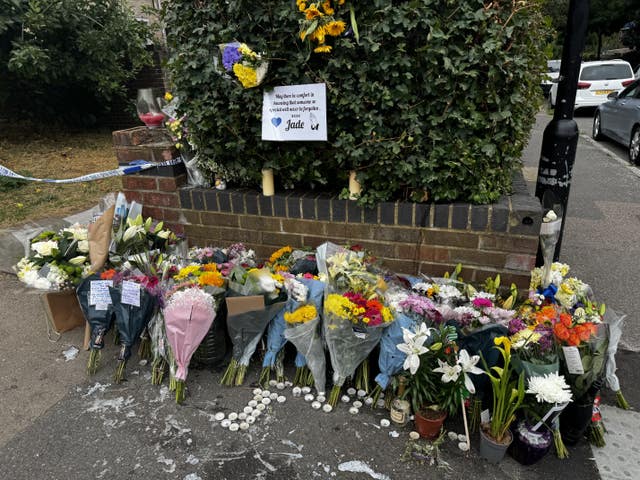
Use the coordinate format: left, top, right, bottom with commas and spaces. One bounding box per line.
112, 126, 187, 235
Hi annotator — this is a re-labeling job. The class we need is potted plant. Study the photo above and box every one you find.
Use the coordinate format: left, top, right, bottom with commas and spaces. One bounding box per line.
480, 336, 526, 463
398, 324, 482, 439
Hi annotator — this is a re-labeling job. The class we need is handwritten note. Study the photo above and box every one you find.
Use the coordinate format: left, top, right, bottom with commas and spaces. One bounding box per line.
562, 346, 584, 375
89, 280, 113, 306
121, 280, 141, 307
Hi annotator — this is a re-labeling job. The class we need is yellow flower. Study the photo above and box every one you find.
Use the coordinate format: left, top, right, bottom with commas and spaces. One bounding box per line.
174, 265, 201, 280
297, 0, 307, 12
164, 92, 173, 101
325, 20, 346, 36
284, 304, 318, 324
338, 0, 345, 4
310, 26, 326, 44
314, 44, 332, 54
305, 4, 323, 20
232, 63, 258, 88
238, 43, 258, 59
494, 336, 511, 356
202, 263, 218, 272
269, 246, 292, 264
321, 1, 334, 15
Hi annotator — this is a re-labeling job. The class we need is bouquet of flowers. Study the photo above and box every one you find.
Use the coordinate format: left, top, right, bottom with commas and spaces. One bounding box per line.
15, 223, 91, 290
323, 289, 393, 406
282, 277, 327, 392
260, 274, 313, 386
370, 290, 429, 403
109, 270, 159, 383
508, 312, 559, 380
296, 0, 348, 54
109, 214, 179, 267
221, 268, 287, 386
164, 284, 220, 403
265, 246, 318, 276
515, 372, 573, 461
218, 42, 268, 89
76, 272, 114, 374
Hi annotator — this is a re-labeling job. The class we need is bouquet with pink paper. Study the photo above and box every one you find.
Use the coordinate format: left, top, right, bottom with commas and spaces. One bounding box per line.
164, 286, 218, 403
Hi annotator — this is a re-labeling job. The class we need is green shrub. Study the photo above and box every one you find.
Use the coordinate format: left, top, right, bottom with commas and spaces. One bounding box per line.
0, 0, 152, 125
162, 0, 548, 206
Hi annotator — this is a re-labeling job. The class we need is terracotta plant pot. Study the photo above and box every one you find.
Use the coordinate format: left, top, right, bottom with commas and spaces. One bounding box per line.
479, 427, 513, 464
414, 408, 447, 439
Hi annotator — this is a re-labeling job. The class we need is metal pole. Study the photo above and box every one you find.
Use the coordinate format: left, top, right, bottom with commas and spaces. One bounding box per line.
535, 0, 590, 263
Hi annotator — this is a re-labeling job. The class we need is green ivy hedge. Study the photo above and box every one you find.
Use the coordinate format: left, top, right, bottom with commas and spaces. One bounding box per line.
162, 0, 547, 206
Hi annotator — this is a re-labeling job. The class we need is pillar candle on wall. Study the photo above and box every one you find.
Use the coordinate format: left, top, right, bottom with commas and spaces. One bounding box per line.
262, 168, 275, 196
349, 171, 361, 200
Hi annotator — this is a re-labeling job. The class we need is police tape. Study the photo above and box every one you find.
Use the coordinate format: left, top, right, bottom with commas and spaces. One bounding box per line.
0, 157, 183, 184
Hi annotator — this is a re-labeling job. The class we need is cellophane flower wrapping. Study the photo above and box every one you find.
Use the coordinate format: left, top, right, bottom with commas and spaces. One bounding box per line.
539, 217, 562, 288
283, 278, 327, 393
109, 280, 157, 362
76, 273, 114, 350
603, 308, 628, 406
163, 287, 217, 382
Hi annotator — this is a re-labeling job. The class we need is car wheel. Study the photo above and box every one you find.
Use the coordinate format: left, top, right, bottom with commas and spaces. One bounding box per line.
630, 126, 640, 165
592, 112, 604, 140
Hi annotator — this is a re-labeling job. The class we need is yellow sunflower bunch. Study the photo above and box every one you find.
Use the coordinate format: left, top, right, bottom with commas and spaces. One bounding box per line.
297, 0, 347, 54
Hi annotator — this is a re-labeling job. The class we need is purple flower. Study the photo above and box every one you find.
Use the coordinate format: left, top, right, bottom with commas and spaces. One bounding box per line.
508, 317, 527, 335
222, 43, 242, 71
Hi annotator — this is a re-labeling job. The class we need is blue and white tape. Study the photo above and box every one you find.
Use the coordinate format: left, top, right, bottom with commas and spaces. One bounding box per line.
0, 158, 182, 184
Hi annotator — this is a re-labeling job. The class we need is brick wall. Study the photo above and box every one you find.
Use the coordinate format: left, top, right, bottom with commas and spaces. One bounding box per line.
114, 127, 542, 289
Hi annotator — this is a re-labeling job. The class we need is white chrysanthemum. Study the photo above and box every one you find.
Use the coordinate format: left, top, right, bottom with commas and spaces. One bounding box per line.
385, 290, 409, 313
412, 282, 435, 294
46, 264, 68, 289
471, 291, 495, 301
437, 284, 463, 300
31, 240, 58, 257
526, 373, 573, 404
63, 224, 88, 241
529, 267, 543, 289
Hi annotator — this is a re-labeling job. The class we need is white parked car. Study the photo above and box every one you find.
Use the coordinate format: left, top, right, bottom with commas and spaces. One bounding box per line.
549, 59, 635, 110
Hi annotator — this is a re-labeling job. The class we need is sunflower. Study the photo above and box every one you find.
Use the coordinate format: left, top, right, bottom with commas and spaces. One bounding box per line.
314, 44, 332, 53
325, 20, 346, 37
321, 1, 334, 15
305, 4, 323, 20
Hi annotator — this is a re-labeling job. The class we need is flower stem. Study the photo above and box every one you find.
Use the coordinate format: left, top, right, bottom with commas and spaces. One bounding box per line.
234, 364, 247, 386
304, 369, 315, 388
220, 359, 238, 386
616, 390, 630, 410
138, 337, 151, 361
175, 380, 186, 404
328, 385, 341, 408
113, 360, 127, 384
370, 385, 382, 409
151, 358, 167, 385
553, 428, 569, 459
468, 397, 482, 433
87, 349, 101, 375
588, 421, 606, 447
259, 367, 271, 389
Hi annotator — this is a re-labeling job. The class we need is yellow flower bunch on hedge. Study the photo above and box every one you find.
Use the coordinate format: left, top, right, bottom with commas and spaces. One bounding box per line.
297, 0, 347, 54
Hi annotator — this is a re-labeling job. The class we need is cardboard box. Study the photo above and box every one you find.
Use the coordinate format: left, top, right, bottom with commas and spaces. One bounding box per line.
41, 289, 86, 335
225, 295, 265, 316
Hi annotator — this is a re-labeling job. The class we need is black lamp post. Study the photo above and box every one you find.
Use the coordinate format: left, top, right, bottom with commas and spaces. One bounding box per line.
535, 0, 590, 264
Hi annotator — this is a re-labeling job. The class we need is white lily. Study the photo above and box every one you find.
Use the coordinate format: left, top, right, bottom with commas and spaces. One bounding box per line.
456, 349, 483, 394
433, 359, 462, 383
397, 326, 431, 375
123, 224, 145, 242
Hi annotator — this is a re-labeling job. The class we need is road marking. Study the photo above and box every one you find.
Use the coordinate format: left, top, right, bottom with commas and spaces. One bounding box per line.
581, 135, 640, 179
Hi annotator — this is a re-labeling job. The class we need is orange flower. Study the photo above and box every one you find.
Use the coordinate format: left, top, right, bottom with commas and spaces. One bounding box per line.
202, 263, 218, 272
305, 4, 323, 20
198, 271, 224, 288
101, 269, 116, 280
559, 312, 572, 328
554, 323, 570, 341
576, 325, 592, 342
568, 332, 580, 346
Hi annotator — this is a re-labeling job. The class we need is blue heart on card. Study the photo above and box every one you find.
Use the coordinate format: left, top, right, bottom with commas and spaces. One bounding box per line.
271, 117, 282, 127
